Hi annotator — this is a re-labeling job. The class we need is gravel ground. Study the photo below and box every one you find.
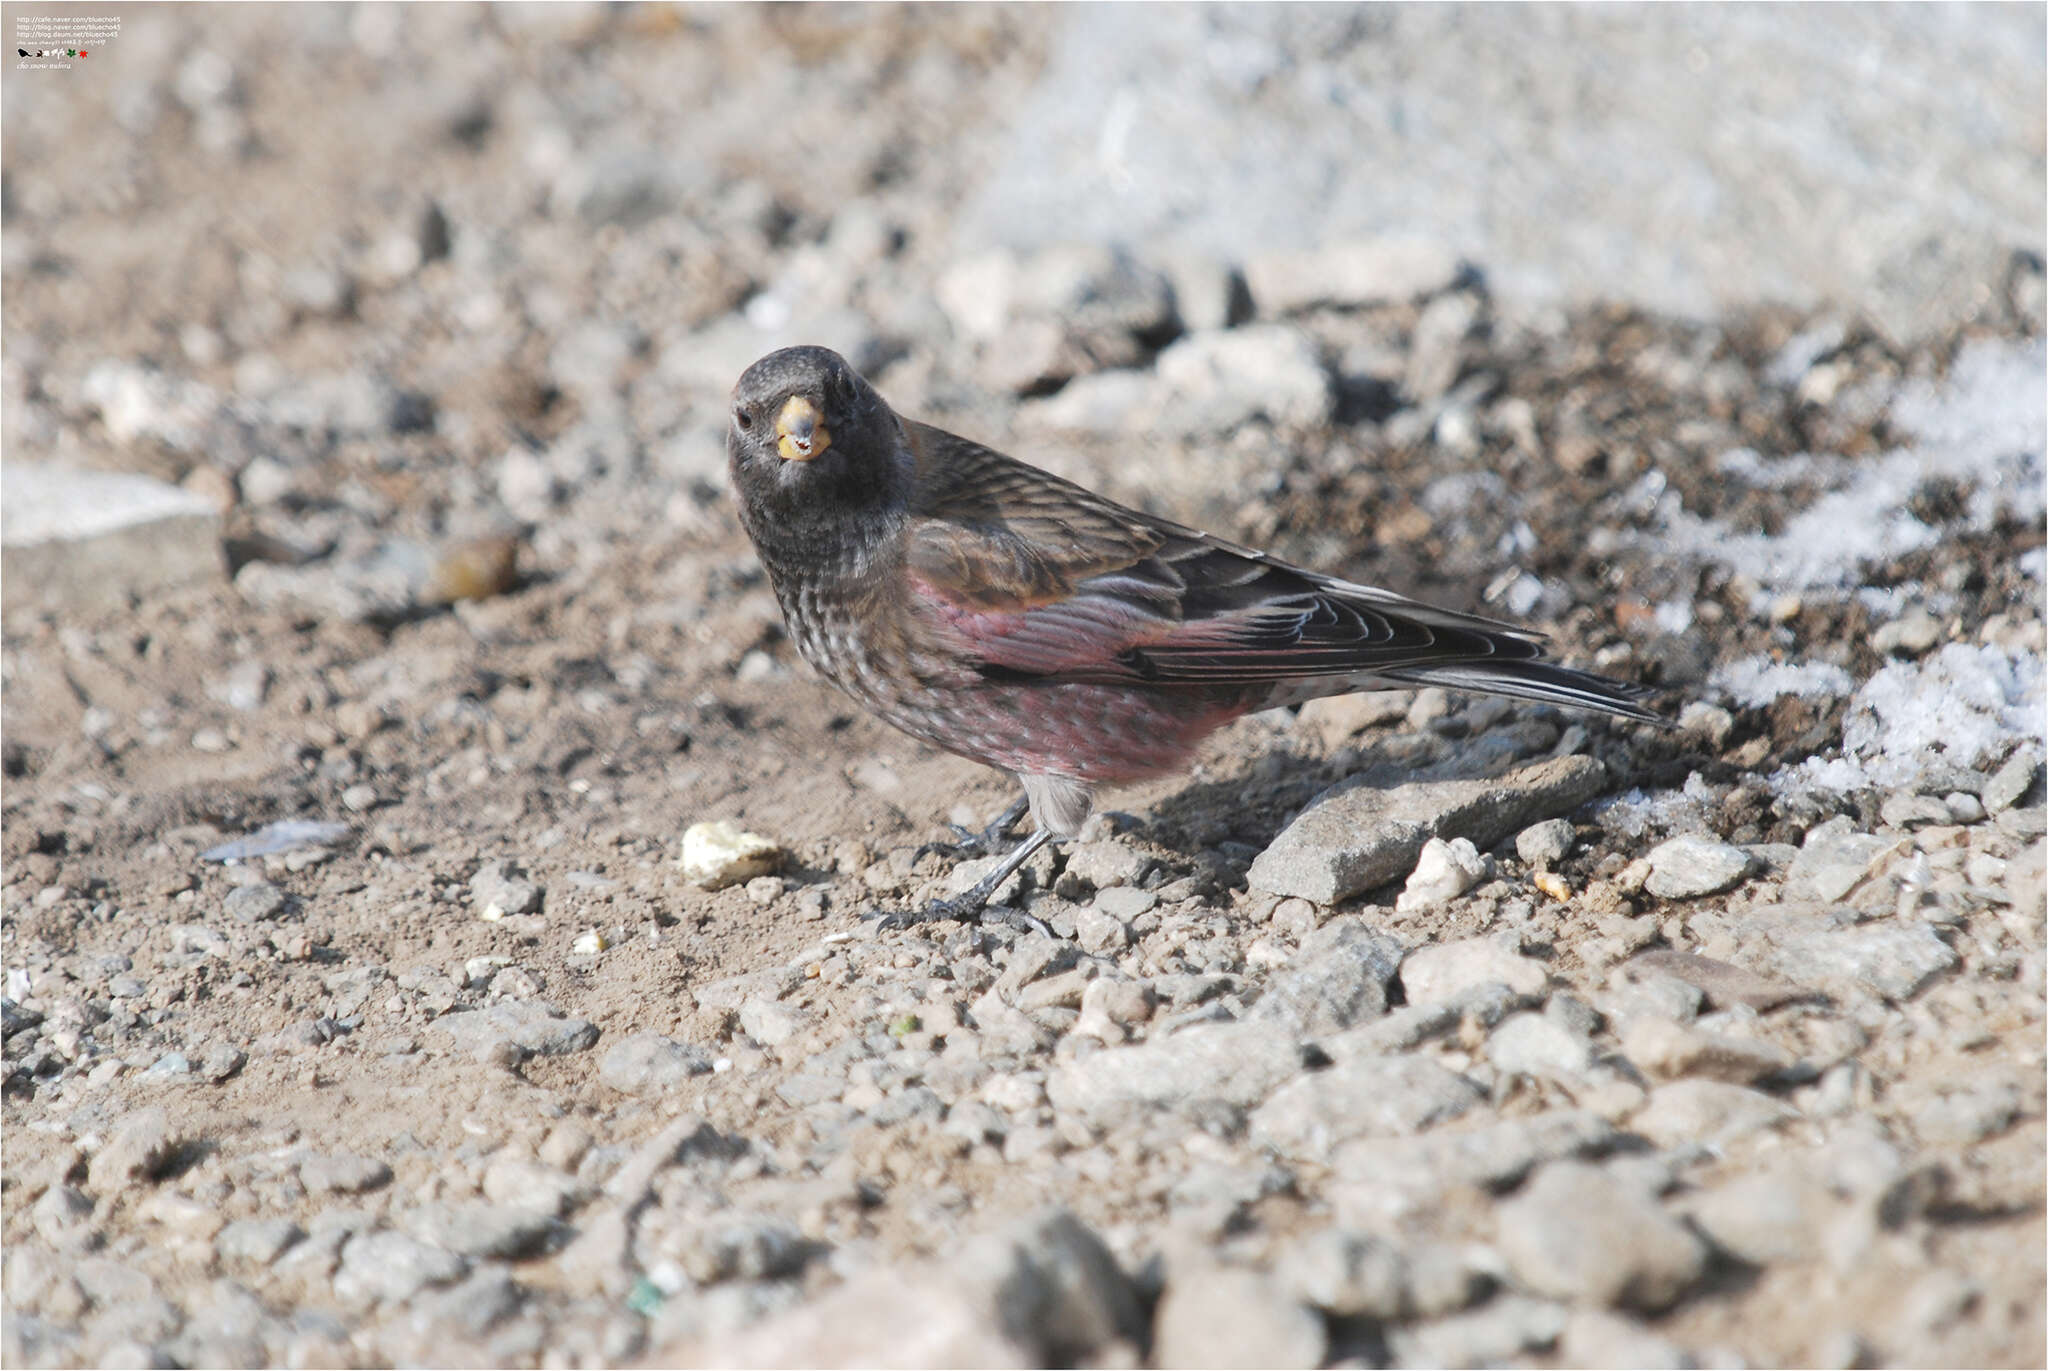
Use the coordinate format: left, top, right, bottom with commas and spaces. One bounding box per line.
3, 6, 2044, 1369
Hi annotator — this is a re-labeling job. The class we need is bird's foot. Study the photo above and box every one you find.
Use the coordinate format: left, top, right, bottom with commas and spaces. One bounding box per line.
863, 894, 1051, 938
910, 796, 1030, 867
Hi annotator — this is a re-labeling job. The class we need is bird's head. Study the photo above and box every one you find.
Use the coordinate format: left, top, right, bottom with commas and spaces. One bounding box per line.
727, 346, 906, 523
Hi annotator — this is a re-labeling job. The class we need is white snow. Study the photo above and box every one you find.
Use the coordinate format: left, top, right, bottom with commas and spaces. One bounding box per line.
1709, 656, 1856, 710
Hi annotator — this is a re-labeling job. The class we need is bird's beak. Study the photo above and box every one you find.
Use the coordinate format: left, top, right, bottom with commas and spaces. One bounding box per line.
775, 396, 831, 462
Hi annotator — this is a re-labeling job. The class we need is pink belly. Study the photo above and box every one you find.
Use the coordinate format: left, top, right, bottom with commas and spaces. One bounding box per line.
871, 681, 1250, 784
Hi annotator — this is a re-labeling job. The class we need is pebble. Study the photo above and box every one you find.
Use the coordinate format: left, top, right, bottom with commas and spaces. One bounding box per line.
300, 1153, 393, 1194
1386, 1294, 1568, 1369
1246, 916, 1403, 1035
1153, 326, 1333, 433
678, 821, 783, 890
1046, 1021, 1305, 1125
469, 859, 542, 919
1488, 1011, 1593, 1079
215, 1218, 305, 1266
401, 1202, 557, 1259
1632, 1079, 1798, 1147
1244, 234, 1462, 314
1152, 1264, 1327, 1370
332, 1230, 466, 1306
1399, 933, 1550, 1005
426, 1000, 598, 1058
1642, 834, 1756, 898
1880, 790, 1954, 829
1982, 748, 2042, 812
1515, 818, 1575, 868
224, 883, 290, 923
1619, 1015, 1795, 1083
1683, 1164, 1831, 1264
1785, 820, 1897, 902
1251, 1054, 1485, 1159
1494, 1161, 1709, 1310
1276, 1229, 1413, 1320
1061, 840, 1155, 890
598, 1033, 714, 1095
86, 1108, 185, 1192
1397, 836, 1492, 912
1558, 1309, 1695, 1370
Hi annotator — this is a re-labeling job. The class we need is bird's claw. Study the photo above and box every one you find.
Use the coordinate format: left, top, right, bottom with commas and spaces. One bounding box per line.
910, 798, 1030, 866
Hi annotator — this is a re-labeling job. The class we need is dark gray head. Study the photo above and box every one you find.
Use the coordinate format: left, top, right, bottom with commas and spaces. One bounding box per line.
727, 347, 907, 543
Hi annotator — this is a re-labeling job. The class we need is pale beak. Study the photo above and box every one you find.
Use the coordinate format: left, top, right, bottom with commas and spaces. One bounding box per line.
775, 396, 831, 462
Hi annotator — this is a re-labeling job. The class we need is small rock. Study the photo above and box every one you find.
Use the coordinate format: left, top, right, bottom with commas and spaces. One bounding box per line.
1785, 820, 1896, 902
1759, 918, 1959, 1001
1046, 1022, 1305, 1125
1152, 1264, 1327, 1371
1277, 1229, 1413, 1320
1153, 326, 1333, 433
1244, 235, 1462, 314
426, 1000, 598, 1058
1558, 1309, 1694, 1370
1983, 748, 2042, 812
469, 859, 542, 919
738, 997, 812, 1048
599, 1033, 713, 1095
1400, 933, 1549, 1005
1386, 1294, 1568, 1369
1252, 1054, 1484, 1160
1061, 841, 1156, 890
1397, 836, 1492, 912
1248, 916, 1403, 1035
1495, 1161, 1708, 1311
1684, 1165, 1832, 1264
1488, 1012, 1593, 1080
87, 1108, 185, 1192
1631, 1079, 1798, 1147
300, 1153, 393, 1194
1642, 834, 1756, 899
401, 1202, 557, 1259
223, 882, 290, 924
1871, 608, 1944, 656
215, 1217, 305, 1266
679, 822, 783, 890
1515, 819, 1575, 868
1880, 791, 1953, 830
2, 463, 224, 624
332, 1229, 466, 1306
1619, 1015, 1795, 1084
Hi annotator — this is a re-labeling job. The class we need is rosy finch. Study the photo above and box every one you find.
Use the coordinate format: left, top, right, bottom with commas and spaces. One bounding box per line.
728, 346, 1660, 926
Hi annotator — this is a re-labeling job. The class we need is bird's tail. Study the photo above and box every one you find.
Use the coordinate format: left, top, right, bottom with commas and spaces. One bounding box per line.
1378, 658, 1669, 726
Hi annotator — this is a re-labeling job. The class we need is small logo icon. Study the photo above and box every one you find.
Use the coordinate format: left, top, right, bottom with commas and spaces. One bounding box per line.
79, 49, 87, 58
16, 48, 26, 57
65, 48, 75, 56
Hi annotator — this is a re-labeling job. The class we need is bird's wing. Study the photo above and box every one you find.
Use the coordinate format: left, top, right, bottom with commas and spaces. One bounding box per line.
898, 423, 1553, 686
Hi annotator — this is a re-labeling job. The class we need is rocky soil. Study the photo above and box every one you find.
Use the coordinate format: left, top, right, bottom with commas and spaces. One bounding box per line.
3, 7, 2044, 1369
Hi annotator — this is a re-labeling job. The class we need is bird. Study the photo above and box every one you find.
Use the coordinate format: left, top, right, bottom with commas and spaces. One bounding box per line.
726, 345, 1663, 929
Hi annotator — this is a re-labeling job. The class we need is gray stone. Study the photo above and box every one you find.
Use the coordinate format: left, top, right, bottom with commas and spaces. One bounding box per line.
1152, 325, 1332, 433
1758, 917, 1959, 1001
1515, 818, 1575, 868
427, 1000, 598, 1058
680, 1209, 1142, 1367
1871, 608, 1945, 656
1632, 1079, 1798, 1148
1488, 1011, 1593, 1079
1046, 1021, 1305, 1124
598, 1033, 714, 1095
1785, 820, 1898, 902
1405, 290, 1483, 404
1061, 841, 1156, 890
300, 1153, 392, 1194
1162, 251, 1251, 333
332, 1229, 466, 1306
2, 463, 223, 625
87, 1108, 185, 1192
216, 1217, 305, 1266
401, 1202, 557, 1259
1622, 949, 1810, 1012
1387, 1294, 1569, 1370
673, 1214, 814, 1285
469, 859, 543, 918
1684, 1165, 1832, 1264
1558, 1309, 1695, 1370
1495, 1161, 1709, 1310
1021, 369, 1157, 434
1983, 748, 2043, 812
1880, 790, 1954, 829
31, 1185, 97, 1247
1276, 1229, 1413, 1320
1245, 235, 1463, 314
1400, 932, 1550, 1005
1252, 1055, 1484, 1159
1091, 885, 1158, 919
1152, 1264, 1327, 1371
1247, 917, 1403, 1036
1250, 755, 1606, 904
1331, 1110, 1617, 1220
1619, 1015, 1795, 1084
1643, 834, 1756, 899
224, 883, 290, 923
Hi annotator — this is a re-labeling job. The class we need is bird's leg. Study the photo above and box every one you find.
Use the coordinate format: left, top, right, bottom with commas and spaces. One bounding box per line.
910, 795, 1031, 866
868, 827, 1057, 935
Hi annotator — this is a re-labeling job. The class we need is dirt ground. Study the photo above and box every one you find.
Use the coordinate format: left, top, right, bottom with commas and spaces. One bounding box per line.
3, 7, 2044, 1369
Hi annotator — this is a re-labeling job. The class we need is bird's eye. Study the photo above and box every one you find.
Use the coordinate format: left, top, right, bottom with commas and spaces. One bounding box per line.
734, 406, 753, 431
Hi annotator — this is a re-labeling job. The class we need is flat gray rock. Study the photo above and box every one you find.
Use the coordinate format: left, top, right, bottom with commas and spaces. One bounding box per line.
1, 462, 223, 624
1247, 917, 1404, 1036
1249, 756, 1607, 904
1495, 1161, 1709, 1311
1047, 1021, 1306, 1124
427, 1000, 599, 1058
1152, 1264, 1327, 1371
1643, 834, 1756, 899
599, 1032, 714, 1095
1252, 1055, 1484, 1160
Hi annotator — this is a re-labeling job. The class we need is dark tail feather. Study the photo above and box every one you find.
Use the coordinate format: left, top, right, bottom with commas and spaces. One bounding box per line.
1384, 659, 1671, 726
